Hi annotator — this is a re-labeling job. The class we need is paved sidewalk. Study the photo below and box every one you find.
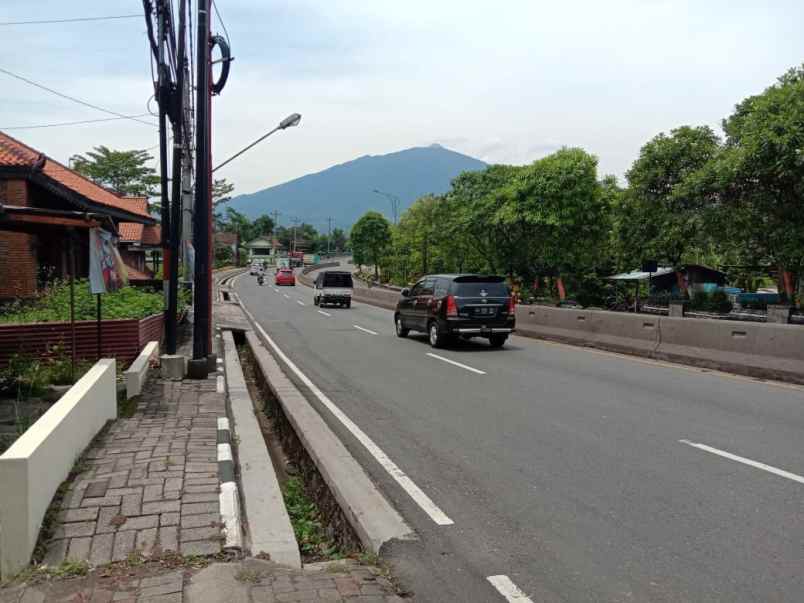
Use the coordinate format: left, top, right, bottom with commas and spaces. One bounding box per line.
0, 559, 405, 602
41, 372, 226, 567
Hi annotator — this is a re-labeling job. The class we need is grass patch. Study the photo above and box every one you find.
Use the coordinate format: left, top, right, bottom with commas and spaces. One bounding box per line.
3, 559, 89, 586
283, 477, 343, 561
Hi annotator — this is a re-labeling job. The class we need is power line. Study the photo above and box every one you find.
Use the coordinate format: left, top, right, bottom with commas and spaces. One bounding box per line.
0, 67, 157, 128
0, 14, 141, 26
1, 114, 155, 130
212, 1, 230, 45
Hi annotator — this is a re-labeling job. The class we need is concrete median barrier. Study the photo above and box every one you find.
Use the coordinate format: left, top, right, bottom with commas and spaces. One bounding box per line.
515, 304, 804, 383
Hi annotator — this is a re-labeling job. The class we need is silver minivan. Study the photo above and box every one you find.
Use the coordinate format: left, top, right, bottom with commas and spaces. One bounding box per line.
313, 271, 353, 308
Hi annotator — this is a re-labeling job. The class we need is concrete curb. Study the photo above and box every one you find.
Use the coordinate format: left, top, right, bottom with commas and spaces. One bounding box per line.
216, 416, 243, 552
241, 324, 414, 554
221, 330, 302, 568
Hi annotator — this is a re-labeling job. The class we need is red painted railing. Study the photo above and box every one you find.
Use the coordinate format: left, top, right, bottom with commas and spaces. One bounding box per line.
0, 313, 164, 368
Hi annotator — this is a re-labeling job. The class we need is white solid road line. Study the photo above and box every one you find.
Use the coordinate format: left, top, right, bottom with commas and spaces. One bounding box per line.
353, 324, 378, 335
679, 439, 804, 485
243, 310, 454, 526
297, 300, 305, 306
318, 310, 332, 317
486, 575, 534, 602
426, 352, 486, 375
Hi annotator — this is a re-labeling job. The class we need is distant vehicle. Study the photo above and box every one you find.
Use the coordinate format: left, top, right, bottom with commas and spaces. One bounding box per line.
257, 274, 264, 286
313, 271, 353, 308
275, 268, 296, 286
303, 253, 320, 266
394, 274, 515, 348
249, 261, 260, 275
276, 257, 291, 270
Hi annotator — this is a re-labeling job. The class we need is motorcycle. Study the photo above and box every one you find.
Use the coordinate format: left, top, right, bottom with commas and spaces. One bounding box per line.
257, 274, 265, 286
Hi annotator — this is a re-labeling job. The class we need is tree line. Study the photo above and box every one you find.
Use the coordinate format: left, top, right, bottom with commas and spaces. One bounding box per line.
350, 65, 804, 305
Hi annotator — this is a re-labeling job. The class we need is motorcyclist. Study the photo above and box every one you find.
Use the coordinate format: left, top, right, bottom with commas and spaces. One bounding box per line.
257, 266, 265, 286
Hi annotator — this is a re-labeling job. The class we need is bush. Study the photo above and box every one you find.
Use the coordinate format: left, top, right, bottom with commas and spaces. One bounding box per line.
689, 289, 732, 314
0, 280, 172, 323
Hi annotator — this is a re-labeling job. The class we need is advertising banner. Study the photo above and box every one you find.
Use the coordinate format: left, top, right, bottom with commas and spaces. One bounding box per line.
89, 227, 128, 294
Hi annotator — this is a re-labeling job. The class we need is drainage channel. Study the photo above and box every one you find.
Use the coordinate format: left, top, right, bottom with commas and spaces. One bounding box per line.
232, 331, 363, 562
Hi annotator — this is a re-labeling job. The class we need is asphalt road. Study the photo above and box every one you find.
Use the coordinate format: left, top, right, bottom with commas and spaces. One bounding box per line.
235, 268, 804, 603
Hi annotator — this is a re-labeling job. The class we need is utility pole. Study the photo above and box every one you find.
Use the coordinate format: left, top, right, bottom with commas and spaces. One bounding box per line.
327, 216, 332, 255
156, 1, 171, 290
188, 0, 212, 379
291, 217, 300, 255
165, 0, 187, 355
271, 209, 279, 258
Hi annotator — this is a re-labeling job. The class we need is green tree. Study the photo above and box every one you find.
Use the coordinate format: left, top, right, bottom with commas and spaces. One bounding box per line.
331, 228, 347, 252
716, 65, 804, 299
222, 207, 255, 242
70, 146, 160, 198
350, 211, 391, 280
622, 126, 721, 291
252, 215, 275, 239
212, 178, 235, 206
497, 148, 609, 297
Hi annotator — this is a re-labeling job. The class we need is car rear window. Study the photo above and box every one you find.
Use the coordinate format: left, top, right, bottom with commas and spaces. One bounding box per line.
450, 280, 509, 297
323, 273, 353, 288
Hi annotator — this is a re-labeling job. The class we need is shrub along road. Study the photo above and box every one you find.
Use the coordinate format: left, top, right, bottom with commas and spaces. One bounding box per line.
235, 270, 804, 603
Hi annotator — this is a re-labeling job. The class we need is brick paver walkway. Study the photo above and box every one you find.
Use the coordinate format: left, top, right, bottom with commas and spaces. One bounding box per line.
0, 559, 405, 603
42, 372, 226, 567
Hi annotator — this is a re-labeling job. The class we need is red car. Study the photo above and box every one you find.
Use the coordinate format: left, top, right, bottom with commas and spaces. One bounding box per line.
275, 268, 296, 286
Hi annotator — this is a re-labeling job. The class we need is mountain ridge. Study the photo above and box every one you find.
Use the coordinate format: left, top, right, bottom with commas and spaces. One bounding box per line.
228, 144, 487, 228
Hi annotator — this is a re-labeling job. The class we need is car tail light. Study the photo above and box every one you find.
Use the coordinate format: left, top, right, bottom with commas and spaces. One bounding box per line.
446, 295, 458, 317
507, 296, 516, 314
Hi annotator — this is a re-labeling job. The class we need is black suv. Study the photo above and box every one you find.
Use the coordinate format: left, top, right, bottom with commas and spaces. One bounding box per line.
394, 274, 515, 348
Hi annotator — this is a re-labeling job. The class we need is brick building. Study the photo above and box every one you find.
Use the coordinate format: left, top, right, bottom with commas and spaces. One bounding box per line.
0, 131, 154, 300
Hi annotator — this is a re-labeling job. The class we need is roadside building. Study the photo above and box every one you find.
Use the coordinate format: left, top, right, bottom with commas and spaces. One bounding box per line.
0, 131, 155, 300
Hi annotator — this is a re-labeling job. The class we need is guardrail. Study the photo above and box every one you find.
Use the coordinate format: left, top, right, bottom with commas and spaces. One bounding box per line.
0, 358, 117, 577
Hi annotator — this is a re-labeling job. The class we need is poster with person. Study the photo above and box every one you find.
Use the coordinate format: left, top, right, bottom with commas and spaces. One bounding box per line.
89, 227, 128, 294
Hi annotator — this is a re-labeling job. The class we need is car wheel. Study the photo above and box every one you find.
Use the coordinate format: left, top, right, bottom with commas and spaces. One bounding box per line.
314, 296, 319, 306
395, 315, 409, 338
428, 321, 444, 348
489, 335, 507, 348
346, 300, 351, 308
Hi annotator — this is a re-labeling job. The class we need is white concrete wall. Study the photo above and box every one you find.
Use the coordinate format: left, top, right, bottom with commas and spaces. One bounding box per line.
0, 358, 117, 577
125, 341, 159, 398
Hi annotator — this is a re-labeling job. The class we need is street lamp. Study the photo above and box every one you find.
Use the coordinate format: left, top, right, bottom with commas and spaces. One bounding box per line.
372, 188, 400, 225
212, 112, 301, 172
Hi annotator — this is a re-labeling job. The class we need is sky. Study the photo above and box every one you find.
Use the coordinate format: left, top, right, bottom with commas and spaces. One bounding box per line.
2, 0, 803, 212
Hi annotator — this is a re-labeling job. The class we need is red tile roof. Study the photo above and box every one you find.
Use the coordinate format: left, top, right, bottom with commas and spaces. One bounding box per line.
119, 222, 145, 242
0, 131, 152, 221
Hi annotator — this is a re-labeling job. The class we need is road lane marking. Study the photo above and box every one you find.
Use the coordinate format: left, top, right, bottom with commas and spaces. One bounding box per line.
283, 293, 290, 299
486, 576, 533, 602
243, 309, 454, 526
426, 353, 486, 375
216, 376, 224, 393
679, 440, 804, 485
318, 310, 331, 317
273, 287, 280, 293
297, 300, 305, 306
353, 324, 378, 335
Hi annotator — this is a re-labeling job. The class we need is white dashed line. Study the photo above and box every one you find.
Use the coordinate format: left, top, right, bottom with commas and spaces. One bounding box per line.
216, 376, 224, 393
353, 324, 378, 335
243, 311, 453, 526
426, 353, 486, 375
273, 287, 280, 293
486, 575, 533, 602
283, 294, 290, 299
318, 310, 332, 317
297, 300, 305, 306
679, 440, 804, 485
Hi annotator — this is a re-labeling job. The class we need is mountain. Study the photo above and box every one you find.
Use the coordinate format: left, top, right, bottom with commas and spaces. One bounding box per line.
227, 144, 487, 228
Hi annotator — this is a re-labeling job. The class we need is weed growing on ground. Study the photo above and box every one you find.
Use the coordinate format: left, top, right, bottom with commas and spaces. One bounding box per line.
282, 477, 343, 561
234, 567, 264, 584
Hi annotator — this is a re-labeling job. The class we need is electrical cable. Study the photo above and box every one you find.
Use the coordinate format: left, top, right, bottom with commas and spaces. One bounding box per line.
212, 0, 230, 46
1, 114, 154, 130
0, 66, 157, 127
0, 14, 141, 26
